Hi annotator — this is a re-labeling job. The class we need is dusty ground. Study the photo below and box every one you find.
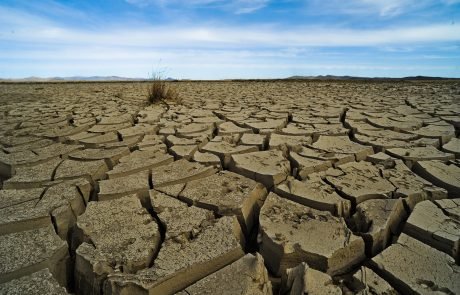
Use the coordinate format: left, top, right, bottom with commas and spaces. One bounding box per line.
0, 80, 459, 294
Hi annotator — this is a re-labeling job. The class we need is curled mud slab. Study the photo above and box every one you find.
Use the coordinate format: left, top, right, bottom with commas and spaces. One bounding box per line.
0, 80, 459, 294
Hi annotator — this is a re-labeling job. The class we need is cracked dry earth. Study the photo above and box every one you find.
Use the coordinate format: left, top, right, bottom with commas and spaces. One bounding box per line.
0, 80, 459, 295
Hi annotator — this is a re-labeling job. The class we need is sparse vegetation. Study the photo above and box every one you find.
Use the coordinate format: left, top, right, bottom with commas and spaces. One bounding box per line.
114, 91, 123, 99
147, 73, 181, 105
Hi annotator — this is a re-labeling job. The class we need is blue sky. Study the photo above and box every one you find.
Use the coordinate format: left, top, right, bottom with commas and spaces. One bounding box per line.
1, 0, 459, 79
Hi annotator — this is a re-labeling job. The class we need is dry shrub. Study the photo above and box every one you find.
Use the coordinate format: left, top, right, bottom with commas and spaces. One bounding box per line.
147, 74, 181, 105
114, 91, 123, 99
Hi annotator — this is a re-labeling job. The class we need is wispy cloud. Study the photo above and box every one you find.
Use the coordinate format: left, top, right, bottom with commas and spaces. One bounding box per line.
125, 0, 269, 14
126, 0, 223, 7
2, 20, 459, 48
233, 0, 269, 14
307, 0, 460, 17
348, 0, 425, 17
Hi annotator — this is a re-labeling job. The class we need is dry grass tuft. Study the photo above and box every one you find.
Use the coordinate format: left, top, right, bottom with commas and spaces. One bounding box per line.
147, 74, 181, 105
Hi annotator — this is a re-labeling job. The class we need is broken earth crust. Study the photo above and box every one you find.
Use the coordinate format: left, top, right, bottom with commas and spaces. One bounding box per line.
0, 80, 459, 295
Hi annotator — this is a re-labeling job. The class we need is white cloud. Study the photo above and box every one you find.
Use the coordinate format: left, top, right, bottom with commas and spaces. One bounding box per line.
353, 0, 420, 16
308, 0, 459, 17
2, 20, 459, 48
233, 0, 269, 14
125, 0, 268, 13
126, 0, 224, 5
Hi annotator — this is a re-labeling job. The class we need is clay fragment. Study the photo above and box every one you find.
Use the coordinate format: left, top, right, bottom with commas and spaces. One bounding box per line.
259, 192, 365, 276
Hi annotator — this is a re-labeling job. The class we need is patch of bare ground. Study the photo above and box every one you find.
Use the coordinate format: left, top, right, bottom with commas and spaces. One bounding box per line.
0, 79, 459, 294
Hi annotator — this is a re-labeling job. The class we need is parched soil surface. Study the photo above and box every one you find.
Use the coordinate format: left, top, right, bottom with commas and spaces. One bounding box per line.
0, 80, 459, 294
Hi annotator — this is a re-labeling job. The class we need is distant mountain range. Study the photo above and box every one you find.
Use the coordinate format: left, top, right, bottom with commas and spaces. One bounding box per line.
286, 75, 457, 80
0, 76, 177, 82
0, 75, 457, 82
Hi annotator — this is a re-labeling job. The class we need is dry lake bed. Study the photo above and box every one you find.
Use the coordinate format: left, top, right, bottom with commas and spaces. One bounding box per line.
0, 80, 459, 294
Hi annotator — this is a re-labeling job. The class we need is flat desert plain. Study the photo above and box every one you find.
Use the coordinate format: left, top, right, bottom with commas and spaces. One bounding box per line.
0, 80, 459, 294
